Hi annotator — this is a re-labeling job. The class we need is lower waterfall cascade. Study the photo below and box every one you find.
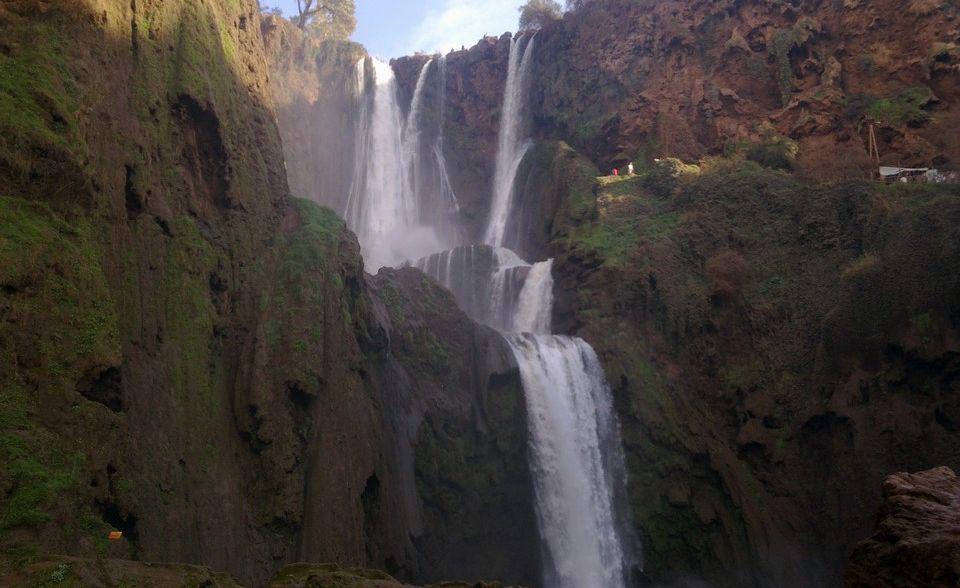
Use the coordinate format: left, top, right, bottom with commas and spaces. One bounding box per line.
415, 245, 632, 588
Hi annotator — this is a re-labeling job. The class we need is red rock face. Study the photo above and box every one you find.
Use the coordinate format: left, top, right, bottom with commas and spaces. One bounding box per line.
531, 0, 960, 171
844, 467, 960, 587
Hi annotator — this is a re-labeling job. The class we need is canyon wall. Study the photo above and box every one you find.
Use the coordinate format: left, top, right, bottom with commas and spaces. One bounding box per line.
549, 161, 960, 585
0, 2, 539, 586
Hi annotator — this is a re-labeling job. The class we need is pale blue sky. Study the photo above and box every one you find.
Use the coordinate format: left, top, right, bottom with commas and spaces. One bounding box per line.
264, 0, 525, 58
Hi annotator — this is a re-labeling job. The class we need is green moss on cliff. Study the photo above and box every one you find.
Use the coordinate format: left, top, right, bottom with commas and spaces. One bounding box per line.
558, 173, 683, 267
0, 24, 77, 151
769, 19, 818, 106
0, 197, 117, 538
282, 198, 346, 276
0, 196, 120, 379
865, 86, 932, 127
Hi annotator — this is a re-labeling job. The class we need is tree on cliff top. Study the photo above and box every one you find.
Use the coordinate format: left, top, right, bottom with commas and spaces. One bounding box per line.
295, 0, 356, 40
519, 0, 562, 30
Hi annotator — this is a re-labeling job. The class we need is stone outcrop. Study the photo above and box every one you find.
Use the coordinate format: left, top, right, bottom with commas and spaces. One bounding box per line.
0, 2, 539, 586
844, 466, 960, 587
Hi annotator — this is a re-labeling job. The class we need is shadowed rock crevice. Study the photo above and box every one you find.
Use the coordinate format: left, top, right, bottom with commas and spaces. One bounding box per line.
173, 94, 234, 213
76, 366, 124, 413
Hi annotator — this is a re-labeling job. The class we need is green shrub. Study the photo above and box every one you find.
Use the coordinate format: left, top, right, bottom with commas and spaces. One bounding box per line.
746, 141, 795, 171
866, 86, 932, 127
640, 158, 701, 198
744, 129, 797, 171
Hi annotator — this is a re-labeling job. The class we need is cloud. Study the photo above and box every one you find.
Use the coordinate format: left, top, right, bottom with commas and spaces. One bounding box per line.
403, 0, 523, 55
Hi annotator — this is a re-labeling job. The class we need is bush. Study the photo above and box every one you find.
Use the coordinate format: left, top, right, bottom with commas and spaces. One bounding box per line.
866, 86, 932, 128
747, 138, 797, 171
706, 249, 748, 301
640, 158, 700, 198
795, 137, 873, 183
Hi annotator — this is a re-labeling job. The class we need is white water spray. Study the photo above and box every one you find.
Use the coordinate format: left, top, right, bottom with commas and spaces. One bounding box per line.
346, 58, 445, 270
508, 333, 628, 588
484, 34, 536, 248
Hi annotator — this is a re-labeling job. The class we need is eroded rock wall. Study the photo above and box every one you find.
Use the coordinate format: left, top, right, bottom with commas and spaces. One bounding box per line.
0, 2, 538, 586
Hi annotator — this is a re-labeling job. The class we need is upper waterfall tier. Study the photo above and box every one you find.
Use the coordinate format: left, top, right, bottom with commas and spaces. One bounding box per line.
345, 57, 455, 271
484, 34, 536, 249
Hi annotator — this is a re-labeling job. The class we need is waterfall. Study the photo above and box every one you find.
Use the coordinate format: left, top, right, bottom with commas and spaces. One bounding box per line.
402, 58, 433, 209
345, 58, 370, 239
381, 34, 630, 587
508, 334, 628, 588
512, 259, 553, 334
415, 33, 631, 588
413, 245, 528, 332
484, 34, 536, 248
413, 228, 631, 588
345, 58, 446, 271
435, 55, 460, 212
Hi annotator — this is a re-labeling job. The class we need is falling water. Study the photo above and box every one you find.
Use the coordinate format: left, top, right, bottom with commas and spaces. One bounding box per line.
508, 333, 628, 588
505, 262, 629, 588
413, 245, 528, 332
435, 55, 460, 212
512, 259, 553, 334
484, 34, 536, 248
345, 58, 445, 270
345, 58, 370, 237
402, 58, 434, 208
413, 240, 631, 588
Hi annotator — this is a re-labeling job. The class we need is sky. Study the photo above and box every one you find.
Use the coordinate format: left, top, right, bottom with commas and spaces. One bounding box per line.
265, 0, 525, 58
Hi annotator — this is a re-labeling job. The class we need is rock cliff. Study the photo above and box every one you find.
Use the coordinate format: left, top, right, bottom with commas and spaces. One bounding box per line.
0, 1, 538, 586
532, 0, 960, 174
389, 0, 959, 222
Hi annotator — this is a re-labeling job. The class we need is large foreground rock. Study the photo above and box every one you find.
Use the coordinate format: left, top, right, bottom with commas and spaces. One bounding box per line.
844, 466, 960, 587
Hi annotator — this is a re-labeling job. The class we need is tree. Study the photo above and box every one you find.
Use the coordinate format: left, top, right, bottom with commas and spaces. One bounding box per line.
518, 0, 562, 30
259, 4, 283, 17
295, 0, 356, 40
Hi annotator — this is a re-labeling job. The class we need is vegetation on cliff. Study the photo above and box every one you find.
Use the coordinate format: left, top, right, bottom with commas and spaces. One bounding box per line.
547, 147, 960, 585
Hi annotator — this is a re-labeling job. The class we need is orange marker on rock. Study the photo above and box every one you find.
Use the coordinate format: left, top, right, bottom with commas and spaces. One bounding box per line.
108, 531, 123, 540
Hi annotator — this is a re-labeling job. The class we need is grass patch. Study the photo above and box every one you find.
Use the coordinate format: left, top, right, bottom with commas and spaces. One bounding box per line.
866, 86, 932, 127
0, 196, 120, 379
0, 23, 77, 149
0, 384, 83, 532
